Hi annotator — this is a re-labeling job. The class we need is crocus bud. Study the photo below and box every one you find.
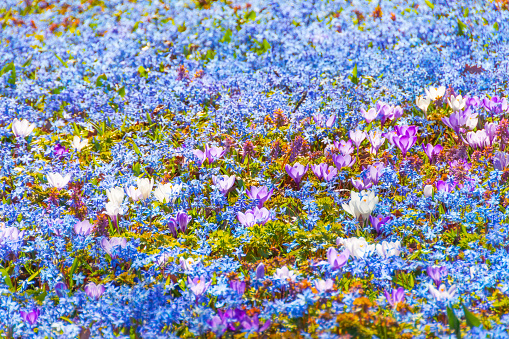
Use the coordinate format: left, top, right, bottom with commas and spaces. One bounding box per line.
423, 185, 433, 198
175, 211, 191, 234
256, 263, 265, 279
85, 282, 105, 300
168, 219, 178, 238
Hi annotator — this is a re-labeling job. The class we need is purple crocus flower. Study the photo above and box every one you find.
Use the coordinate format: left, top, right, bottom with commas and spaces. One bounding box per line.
427, 265, 448, 287
193, 145, 226, 165
230, 280, 246, 294
349, 129, 367, 149
493, 152, 509, 171
367, 162, 384, 184
168, 219, 178, 238
175, 211, 191, 233
394, 135, 417, 157
54, 282, 67, 297
369, 215, 390, 234
240, 314, 271, 333
334, 140, 354, 155
101, 237, 127, 256
188, 276, 211, 296
74, 220, 94, 236
246, 186, 274, 208
394, 125, 418, 137
325, 114, 336, 128
85, 282, 105, 299
237, 207, 271, 227
361, 107, 378, 123
482, 96, 508, 115
435, 180, 455, 193
441, 110, 469, 134
208, 314, 228, 336
485, 122, 498, 144
20, 308, 40, 325
212, 175, 236, 195
423, 144, 443, 163
384, 287, 405, 308
311, 163, 337, 182
326, 247, 350, 270
256, 263, 265, 279
285, 163, 309, 186
351, 176, 372, 191
332, 154, 355, 170
53, 143, 69, 158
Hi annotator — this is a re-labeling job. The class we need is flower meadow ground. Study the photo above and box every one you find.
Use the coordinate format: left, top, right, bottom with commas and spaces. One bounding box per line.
3, 0, 509, 338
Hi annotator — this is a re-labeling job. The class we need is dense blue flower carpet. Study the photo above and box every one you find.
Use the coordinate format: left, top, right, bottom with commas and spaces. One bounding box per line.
2, 0, 509, 337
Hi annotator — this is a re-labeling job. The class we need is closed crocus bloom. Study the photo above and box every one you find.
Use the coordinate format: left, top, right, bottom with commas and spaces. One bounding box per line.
180, 257, 200, 271
237, 210, 256, 227
334, 139, 354, 155
71, 136, 88, 152
106, 187, 124, 206
47, 173, 72, 189
349, 129, 367, 149
425, 86, 446, 101
466, 130, 489, 149
136, 177, 154, 200
422, 144, 443, 162
74, 220, 94, 236
493, 152, 509, 170
367, 162, 384, 184
101, 237, 127, 256
230, 280, 246, 294
126, 185, 142, 201
325, 114, 336, 128
367, 131, 385, 155
485, 122, 498, 144
338, 237, 374, 259
20, 308, 40, 325
427, 265, 447, 286
188, 276, 211, 296
376, 240, 402, 259
85, 282, 105, 299
315, 278, 334, 293
285, 163, 309, 185
447, 95, 467, 112
212, 175, 236, 195
256, 263, 265, 279
416, 95, 431, 113
332, 154, 355, 170
361, 107, 378, 123
423, 185, 434, 197
175, 211, 191, 233
12, 118, 36, 138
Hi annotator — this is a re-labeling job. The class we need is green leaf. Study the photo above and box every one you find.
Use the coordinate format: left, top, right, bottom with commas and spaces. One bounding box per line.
22, 55, 33, 68
447, 306, 461, 339
177, 22, 186, 33
72, 122, 80, 136
220, 28, 232, 43
96, 74, 107, 87
0, 268, 14, 290
118, 86, 125, 98
494, 22, 499, 31
424, 0, 434, 9
0, 62, 16, 85
50, 86, 65, 94
68, 257, 80, 288
463, 305, 481, 328
131, 140, 142, 156
245, 10, 256, 21
394, 271, 415, 290
349, 63, 359, 85
457, 19, 467, 36
138, 66, 148, 78
54, 53, 68, 68
132, 21, 140, 32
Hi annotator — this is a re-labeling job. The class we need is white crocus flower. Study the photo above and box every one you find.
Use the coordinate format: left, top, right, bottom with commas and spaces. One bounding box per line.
424, 86, 446, 101
338, 237, 375, 259
12, 118, 36, 138
47, 173, 71, 189
342, 190, 379, 221
105, 201, 124, 221
415, 95, 431, 113
136, 177, 154, 201
126, 185, 142, 202
153, 182, 182, 203
106, 187, 125, 206
274, 266, 298, 282
423, 185, 434, 198
465, 113, 478, 130
71, 136, 89, 152
376, 240, 402, 259
447, 95, 467, 112
428, 283, 457, 301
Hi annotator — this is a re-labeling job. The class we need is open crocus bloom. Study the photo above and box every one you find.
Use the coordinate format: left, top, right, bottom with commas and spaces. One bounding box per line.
337, 237, 375, 259
342, 190, 379, 221
12, 118, 36, 138
274, 266, 298, 282
428, 283, 457, 301
376, 240, 402, 259
47, 173, 72, 189
424, 86, 445, 101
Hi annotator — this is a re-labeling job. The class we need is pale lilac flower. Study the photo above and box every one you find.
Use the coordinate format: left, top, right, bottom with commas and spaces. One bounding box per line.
311, 163, 338, 181
237, 207, 271, 227
367, 162, 384, 184
20, 308, 40, 325
193, 145, 226, 165
332, 154, 355, 170
325, 114, 336, 128
361, 107, 378, 123
349, 129, 367, 149
246, 186, 274, 208
188, 276, 211, 296
482, 96, 508, 115
212, 175, 236, 195
367, 131, 385, 155
384, 287, 405, 308
436, 180, 455, 193
428, 283, 457, 301
47, 173, 71, 189
12, 118, 36, 138
101, 237, 127, 256
351, 176, 372, 191
485, 122, 498, 144
493, 152, 509, 171
274, 266, 297, 282
334, 140, 354, 155
427, 265, 448, 287
285, 163, 309, 186
314, 278, 334, 293
230, 280, 246, 294
85, 282, 105, 299
326, 247, 350, 270
74, 220, 94, 236
466, 130, 490, 149
442, 110, 469, 134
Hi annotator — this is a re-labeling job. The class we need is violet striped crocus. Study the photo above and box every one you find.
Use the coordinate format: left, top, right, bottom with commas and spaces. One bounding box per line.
246, 186, 274, 208
20, 308, 40, 325
327, 247, 350, 270
311, 163, 338, 182
369, 215, 390, 234
423, 143, 443, 163
85, 282, 105, 299
466, 129, 490, 149
240, 314, 271, 333
394, 135, 417, 157
332, 154, 355, 170
351, 176, 372, 191
349, 129, 367, 149
493, 152, 509, 170
394, 125, 418, 137
384, 287, 405, 308
212, 175, 236, 195
485, 122, 498, 144
285, 163, 309, 186
237, 207, 271, 227
367, 162, 384, 184
427, 265, 447, 287
441, 110, 468, 134
193, 145, 226, 165
334, 140, 354, 155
